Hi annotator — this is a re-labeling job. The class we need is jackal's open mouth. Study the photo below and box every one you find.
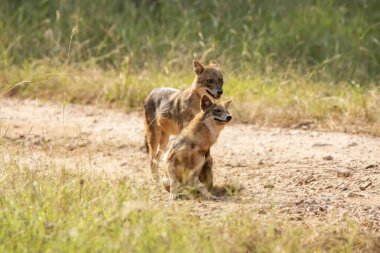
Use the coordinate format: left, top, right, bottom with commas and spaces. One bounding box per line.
214, 118, 228, 123
206, 89, 220, 99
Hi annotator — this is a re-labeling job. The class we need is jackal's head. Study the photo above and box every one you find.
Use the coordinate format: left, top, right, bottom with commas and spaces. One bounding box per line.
200, 95, 232, 124
192, 60, 224, 99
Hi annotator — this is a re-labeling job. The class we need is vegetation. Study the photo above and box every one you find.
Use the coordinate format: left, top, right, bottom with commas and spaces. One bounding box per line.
0, 154, 378, 252
1, 64, 379, 135
1, 0, 380, 82
1, 1, 380, 251
1, 0, 380, 134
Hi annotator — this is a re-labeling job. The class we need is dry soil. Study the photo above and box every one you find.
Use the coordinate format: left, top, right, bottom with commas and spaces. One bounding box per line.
1, 98, 379, 231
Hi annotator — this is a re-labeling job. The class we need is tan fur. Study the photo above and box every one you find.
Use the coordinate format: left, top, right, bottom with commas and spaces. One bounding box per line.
162, 96, 232, 200
144, 60, 224, 179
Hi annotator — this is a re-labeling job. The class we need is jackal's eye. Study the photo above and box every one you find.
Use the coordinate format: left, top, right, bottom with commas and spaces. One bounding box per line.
214, 109, 222, 113
206, 79, 213, 84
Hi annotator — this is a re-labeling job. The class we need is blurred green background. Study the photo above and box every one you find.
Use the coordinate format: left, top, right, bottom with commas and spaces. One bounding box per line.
1, 0, 380, 83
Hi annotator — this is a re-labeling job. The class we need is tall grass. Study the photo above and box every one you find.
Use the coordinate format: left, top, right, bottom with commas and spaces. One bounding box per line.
1, 0, 380, 82
1, 0, 380, 135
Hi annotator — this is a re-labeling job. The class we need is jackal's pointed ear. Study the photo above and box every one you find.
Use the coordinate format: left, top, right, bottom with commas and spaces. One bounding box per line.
209, 60, 220, 69
223, 100, 232, 110
200, 95, 213, 111
193, 60, 204, 75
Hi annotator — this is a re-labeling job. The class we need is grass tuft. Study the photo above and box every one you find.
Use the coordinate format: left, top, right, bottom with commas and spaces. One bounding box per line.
1, 62, 379, 135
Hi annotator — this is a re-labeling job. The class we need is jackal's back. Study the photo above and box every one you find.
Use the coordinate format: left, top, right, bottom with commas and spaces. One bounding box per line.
144, 87, 180, 123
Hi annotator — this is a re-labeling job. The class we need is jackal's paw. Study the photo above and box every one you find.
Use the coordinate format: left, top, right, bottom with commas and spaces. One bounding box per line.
150, 173, 160, 183
205, 194, 220, 201
169, 193, 179, 200
161, 178, 171, 192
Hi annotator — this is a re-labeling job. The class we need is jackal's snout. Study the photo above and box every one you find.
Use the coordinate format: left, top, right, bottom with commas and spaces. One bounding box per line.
214, 113, 232, 123
205, 81, 223, 99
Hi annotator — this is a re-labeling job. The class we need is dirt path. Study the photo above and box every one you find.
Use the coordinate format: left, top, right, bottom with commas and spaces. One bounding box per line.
1, 98, 380, 231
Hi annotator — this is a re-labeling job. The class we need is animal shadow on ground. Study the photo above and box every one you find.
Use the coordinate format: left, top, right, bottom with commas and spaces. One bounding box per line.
161, 178, 243, 201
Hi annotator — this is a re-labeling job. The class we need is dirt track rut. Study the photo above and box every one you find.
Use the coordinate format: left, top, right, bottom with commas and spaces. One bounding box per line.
1, 98, 380, 231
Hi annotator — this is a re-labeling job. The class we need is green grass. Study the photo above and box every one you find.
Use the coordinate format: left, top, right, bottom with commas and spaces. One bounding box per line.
0, 152, 379, 252
1, 0, 380, 82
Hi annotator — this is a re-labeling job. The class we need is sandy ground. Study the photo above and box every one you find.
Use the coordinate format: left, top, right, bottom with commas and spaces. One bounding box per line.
1, 98, 380, 231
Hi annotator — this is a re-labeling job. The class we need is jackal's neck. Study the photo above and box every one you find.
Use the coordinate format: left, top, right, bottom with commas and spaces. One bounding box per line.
202, 117, 224, 145
183, 86, 202, 110
188, 84, 201, 98
185, 114, 223, 151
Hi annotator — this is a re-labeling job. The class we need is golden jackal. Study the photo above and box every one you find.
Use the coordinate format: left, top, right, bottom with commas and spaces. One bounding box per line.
144, 60, 224, 179
162, 95, 232, 200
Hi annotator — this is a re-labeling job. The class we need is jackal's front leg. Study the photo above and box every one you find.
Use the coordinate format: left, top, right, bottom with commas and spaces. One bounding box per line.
198, 150, 213, 190
167, 163, 181, 200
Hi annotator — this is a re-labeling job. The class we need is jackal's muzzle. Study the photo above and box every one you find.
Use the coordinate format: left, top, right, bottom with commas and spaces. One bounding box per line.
206, 88, 221, 99
214, 115, 232, 123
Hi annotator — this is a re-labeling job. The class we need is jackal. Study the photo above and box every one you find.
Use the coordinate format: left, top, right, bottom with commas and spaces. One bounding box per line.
162, 95, 232, 200
144, 60, 224, 178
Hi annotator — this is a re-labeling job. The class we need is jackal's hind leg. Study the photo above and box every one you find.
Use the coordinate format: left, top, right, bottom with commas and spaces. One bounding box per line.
156, 132, 169, 161
194, 177, 218, 200
146, 123, 161, 180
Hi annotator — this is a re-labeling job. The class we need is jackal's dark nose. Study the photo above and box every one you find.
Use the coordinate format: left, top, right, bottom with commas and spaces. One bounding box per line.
217, 90, 223, 95
226, 116, 232, 122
